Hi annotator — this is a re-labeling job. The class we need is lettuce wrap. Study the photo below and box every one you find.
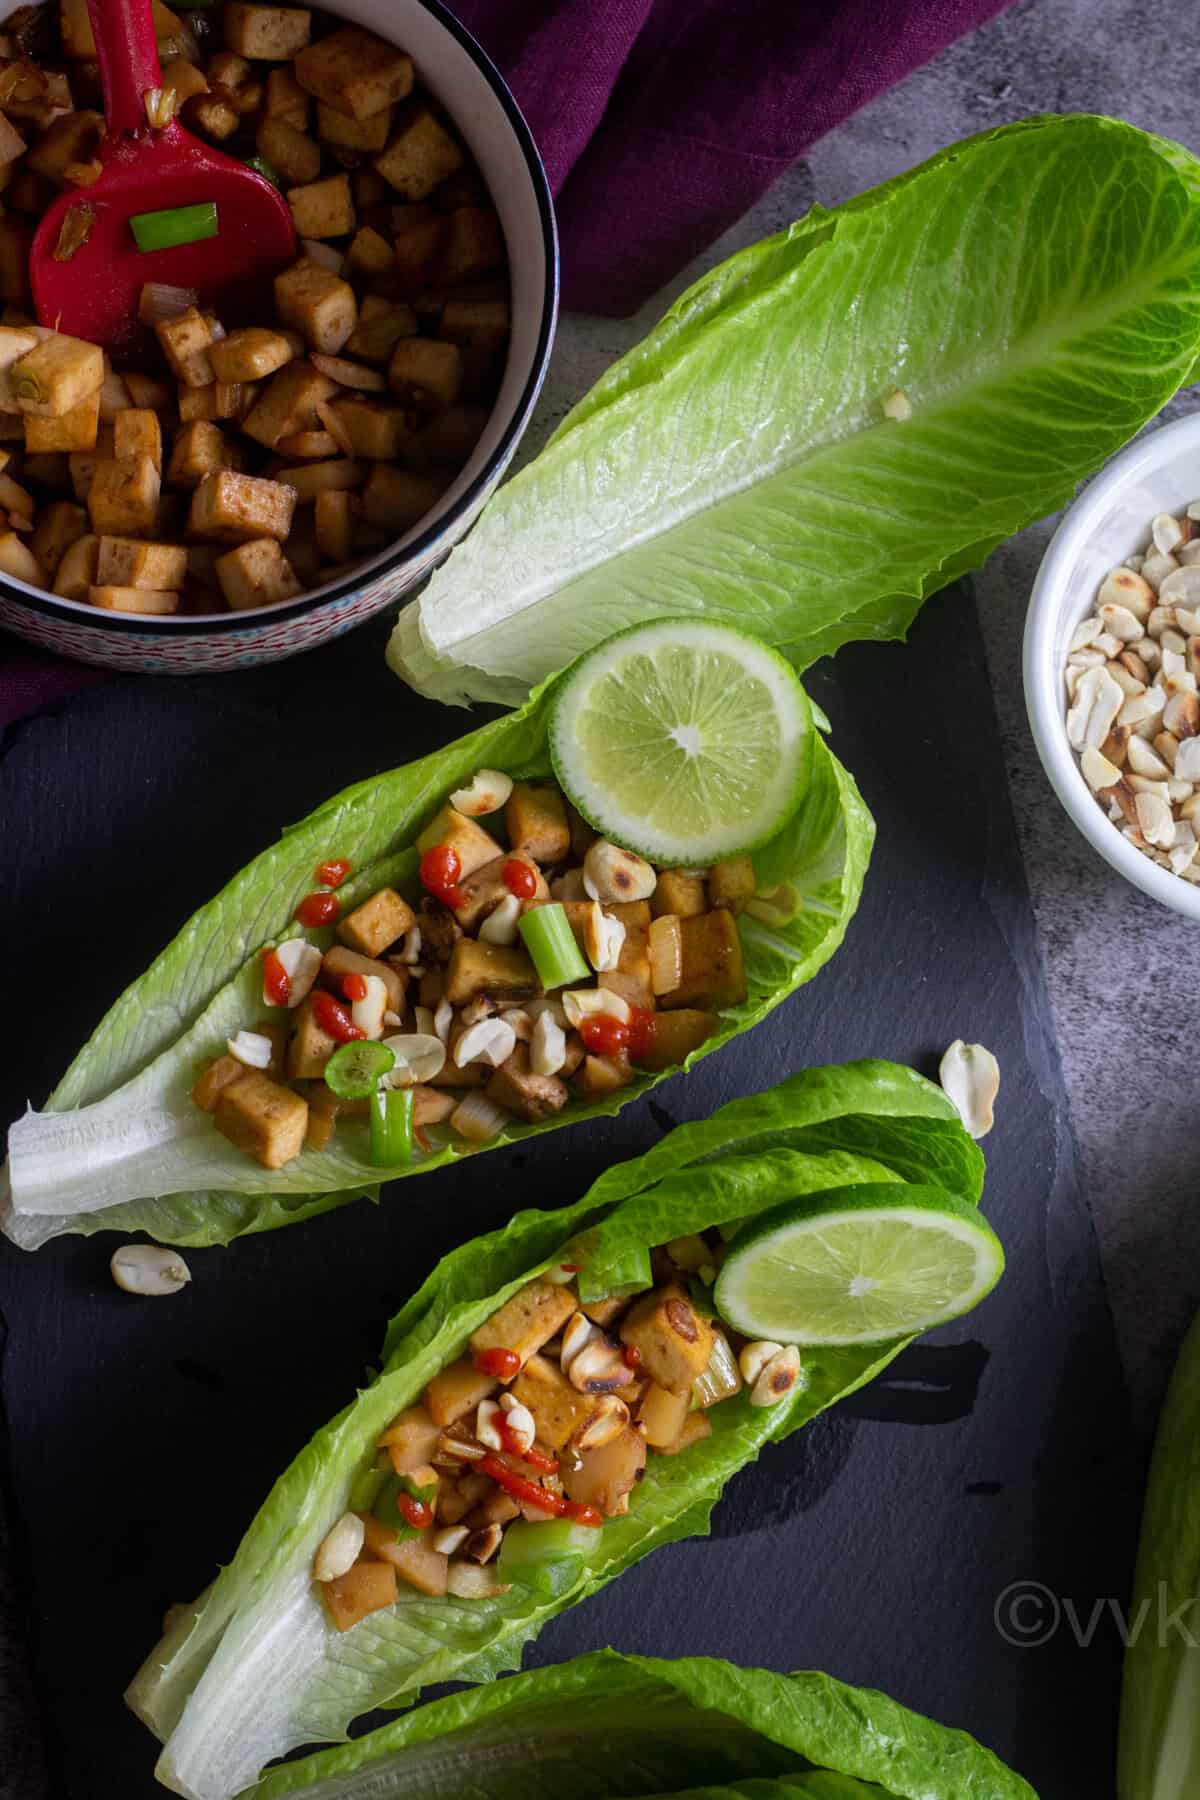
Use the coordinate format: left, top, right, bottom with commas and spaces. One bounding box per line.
125, 1062, 991, 1800
2, 673, 870, 1251
245, 1648, 1037, 1799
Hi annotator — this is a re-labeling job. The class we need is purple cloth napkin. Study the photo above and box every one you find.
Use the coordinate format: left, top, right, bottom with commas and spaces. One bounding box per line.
456, 0, 1017, 314
1, 0, 1015, 726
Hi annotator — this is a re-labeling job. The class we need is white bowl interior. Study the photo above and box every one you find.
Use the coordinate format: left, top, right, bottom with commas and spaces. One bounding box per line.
0, 0, 554, 626
1025, 413, 1200, 917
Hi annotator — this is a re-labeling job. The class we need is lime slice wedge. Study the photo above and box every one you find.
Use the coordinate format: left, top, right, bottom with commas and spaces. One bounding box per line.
714, 1184, 1004, 1347
549, 618, 811, 865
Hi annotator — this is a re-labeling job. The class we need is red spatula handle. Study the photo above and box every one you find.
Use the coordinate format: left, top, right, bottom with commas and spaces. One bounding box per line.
88, 0, 163, 137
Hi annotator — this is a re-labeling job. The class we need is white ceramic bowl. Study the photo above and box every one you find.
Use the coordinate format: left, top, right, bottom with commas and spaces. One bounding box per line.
1025, 412, 1200, 919
0, 0, 557, 673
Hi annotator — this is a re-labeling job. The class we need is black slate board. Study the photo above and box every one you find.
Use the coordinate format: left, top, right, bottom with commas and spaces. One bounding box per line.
0, 588, 1138, 1800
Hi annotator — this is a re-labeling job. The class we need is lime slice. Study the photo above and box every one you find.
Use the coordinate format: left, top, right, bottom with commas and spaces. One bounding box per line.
714, 1184, 1004, 1347
549, 618, 811, 865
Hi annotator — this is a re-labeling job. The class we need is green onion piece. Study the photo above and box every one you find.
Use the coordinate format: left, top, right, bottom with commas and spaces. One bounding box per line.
325, 1040, 395, 1100
518, 903, 591, 991
370, 1472, 420, 1542
576, 1244, 653, 1306
244, 153, 280, 189
347, 1461, 388, 1514
369, 1085, 414, 1167
130, 201, 219, 254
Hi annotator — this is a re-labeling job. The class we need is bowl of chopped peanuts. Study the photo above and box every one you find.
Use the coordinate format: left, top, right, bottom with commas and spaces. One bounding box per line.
1025, 411, 1200, 916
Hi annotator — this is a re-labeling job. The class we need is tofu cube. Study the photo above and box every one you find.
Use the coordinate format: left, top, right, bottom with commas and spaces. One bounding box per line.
390, 210, 446, 294
337, 885, 415, 956
345, 295, 418, 364
439, 299, 510, 356
88, 583, 179, 613
377, 1403, 440, 1471
314, 486, 352, 560
321, 944, 406, 1014
453, 852, 547, 931
286, 172, 355, 240
0, 529, 44, 586
87, 454, 160, 535
30, 499, 87, 576
387, 338, 461, 411
470, 1278, 576, 1372
599, 926, 655, 1013
636, 1382, 691, 1449
359, 464, 442, 532
24, 387, 99, 451
224, 2, 311, 59
574, 1051, 634, 1100
210, 327, 296, 385
318, 102, 391, 152
707, 856, 756, 914
344, 227, 395, 283
255, 114, 320, 186
437, 207, 505, 286
12, 332, 103, 416
415, 806, 501, 878
273, 260, 356, 356
216, 537, 302, 610
324, 395, 409, 459
187, 469, 296, 543
52, 530, 98, 599
511, 1353, 595, 1450
112, 407, 163, 471
505, 783, 570, 865
191, 1052, 248, 1113
662, 909, 747, 1011
166, 419, 227, 488
242, 359, 337, 449
26, 109, 104, 184
424, 1354, 497, 1427
321, 1558, 396, 1632
96, 536, 188, 589
161, 54, 208, 105
155, 307, 215, 387
652, 870, 707, 919
178, 381, 253, 423
294, 25, 414, 121
374, 102, 464, 199
485, 1047, 568, 1124
286, 995, 339, 1078
189, 94, 239, 140
619, 1285, 715, 1395
444, 939, 539, 1007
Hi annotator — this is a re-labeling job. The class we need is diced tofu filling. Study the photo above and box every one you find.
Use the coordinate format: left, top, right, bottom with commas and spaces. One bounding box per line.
191, 768, 754, 1167
0, 3, 510, 616
312, 1246, 784, 1630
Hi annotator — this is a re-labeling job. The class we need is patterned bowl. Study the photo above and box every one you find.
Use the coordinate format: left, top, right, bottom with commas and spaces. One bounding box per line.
0, 0, 557, 673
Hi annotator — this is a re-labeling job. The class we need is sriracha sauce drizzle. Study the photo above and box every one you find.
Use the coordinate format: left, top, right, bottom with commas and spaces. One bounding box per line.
474, 1346, 520, 1380
396, 1492, 434, 1530
420, 844, 464, 909
261, 947, 290, 1008
478, 1453, 602, 1525
310, 990, 365, 1044
315, 857, 352, 888
342, 972, 369, 1003
502, 858, 537, 899
295, 890, 339, 927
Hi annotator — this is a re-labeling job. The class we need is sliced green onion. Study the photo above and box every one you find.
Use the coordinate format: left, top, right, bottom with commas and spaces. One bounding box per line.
518, 903, 590, 991
325, 1040, 395, 1100
368, 1085, 414, 1167
347, 1460, 388, 1514
576, 1244, 653, 1306
244, 153, 280, 189
130, 201, 219, 254
370, 1472, 420, 1542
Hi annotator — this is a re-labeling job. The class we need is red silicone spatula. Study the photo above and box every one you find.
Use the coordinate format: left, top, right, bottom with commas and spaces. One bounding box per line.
30, 0, 296, 360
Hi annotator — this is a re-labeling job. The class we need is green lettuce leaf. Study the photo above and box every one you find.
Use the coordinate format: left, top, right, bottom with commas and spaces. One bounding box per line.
123, 1063, 991, 1800
2, 674, 871, 1250
243, 1649, 1035, 1800
1118, 1307, 1200, 1800
387, 115, 1200, 708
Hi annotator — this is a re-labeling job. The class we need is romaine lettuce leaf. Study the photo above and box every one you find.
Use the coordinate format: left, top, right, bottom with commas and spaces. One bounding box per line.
1, 674, 871, 1250
387, 115, 1200, 708
1118, 1306, 1200, 1800
242, 1649, 1034, 1800
123, 1063, 991, 1800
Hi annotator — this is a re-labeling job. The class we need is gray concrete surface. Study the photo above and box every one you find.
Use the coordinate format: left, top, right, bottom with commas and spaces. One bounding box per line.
4, 0, 1196, 1787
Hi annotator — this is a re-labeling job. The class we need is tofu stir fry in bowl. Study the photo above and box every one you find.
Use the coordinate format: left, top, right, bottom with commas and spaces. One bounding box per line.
0, 0, 514, 615
197, 768, 751, 1169
315, 1253, 793, 1627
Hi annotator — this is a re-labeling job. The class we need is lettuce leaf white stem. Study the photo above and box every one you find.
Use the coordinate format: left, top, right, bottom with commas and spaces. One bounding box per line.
124, 1063, 988, 1800
389, 115, 1200, 708
241, 1648, 1035, 1800
2, 677, 871, 1250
